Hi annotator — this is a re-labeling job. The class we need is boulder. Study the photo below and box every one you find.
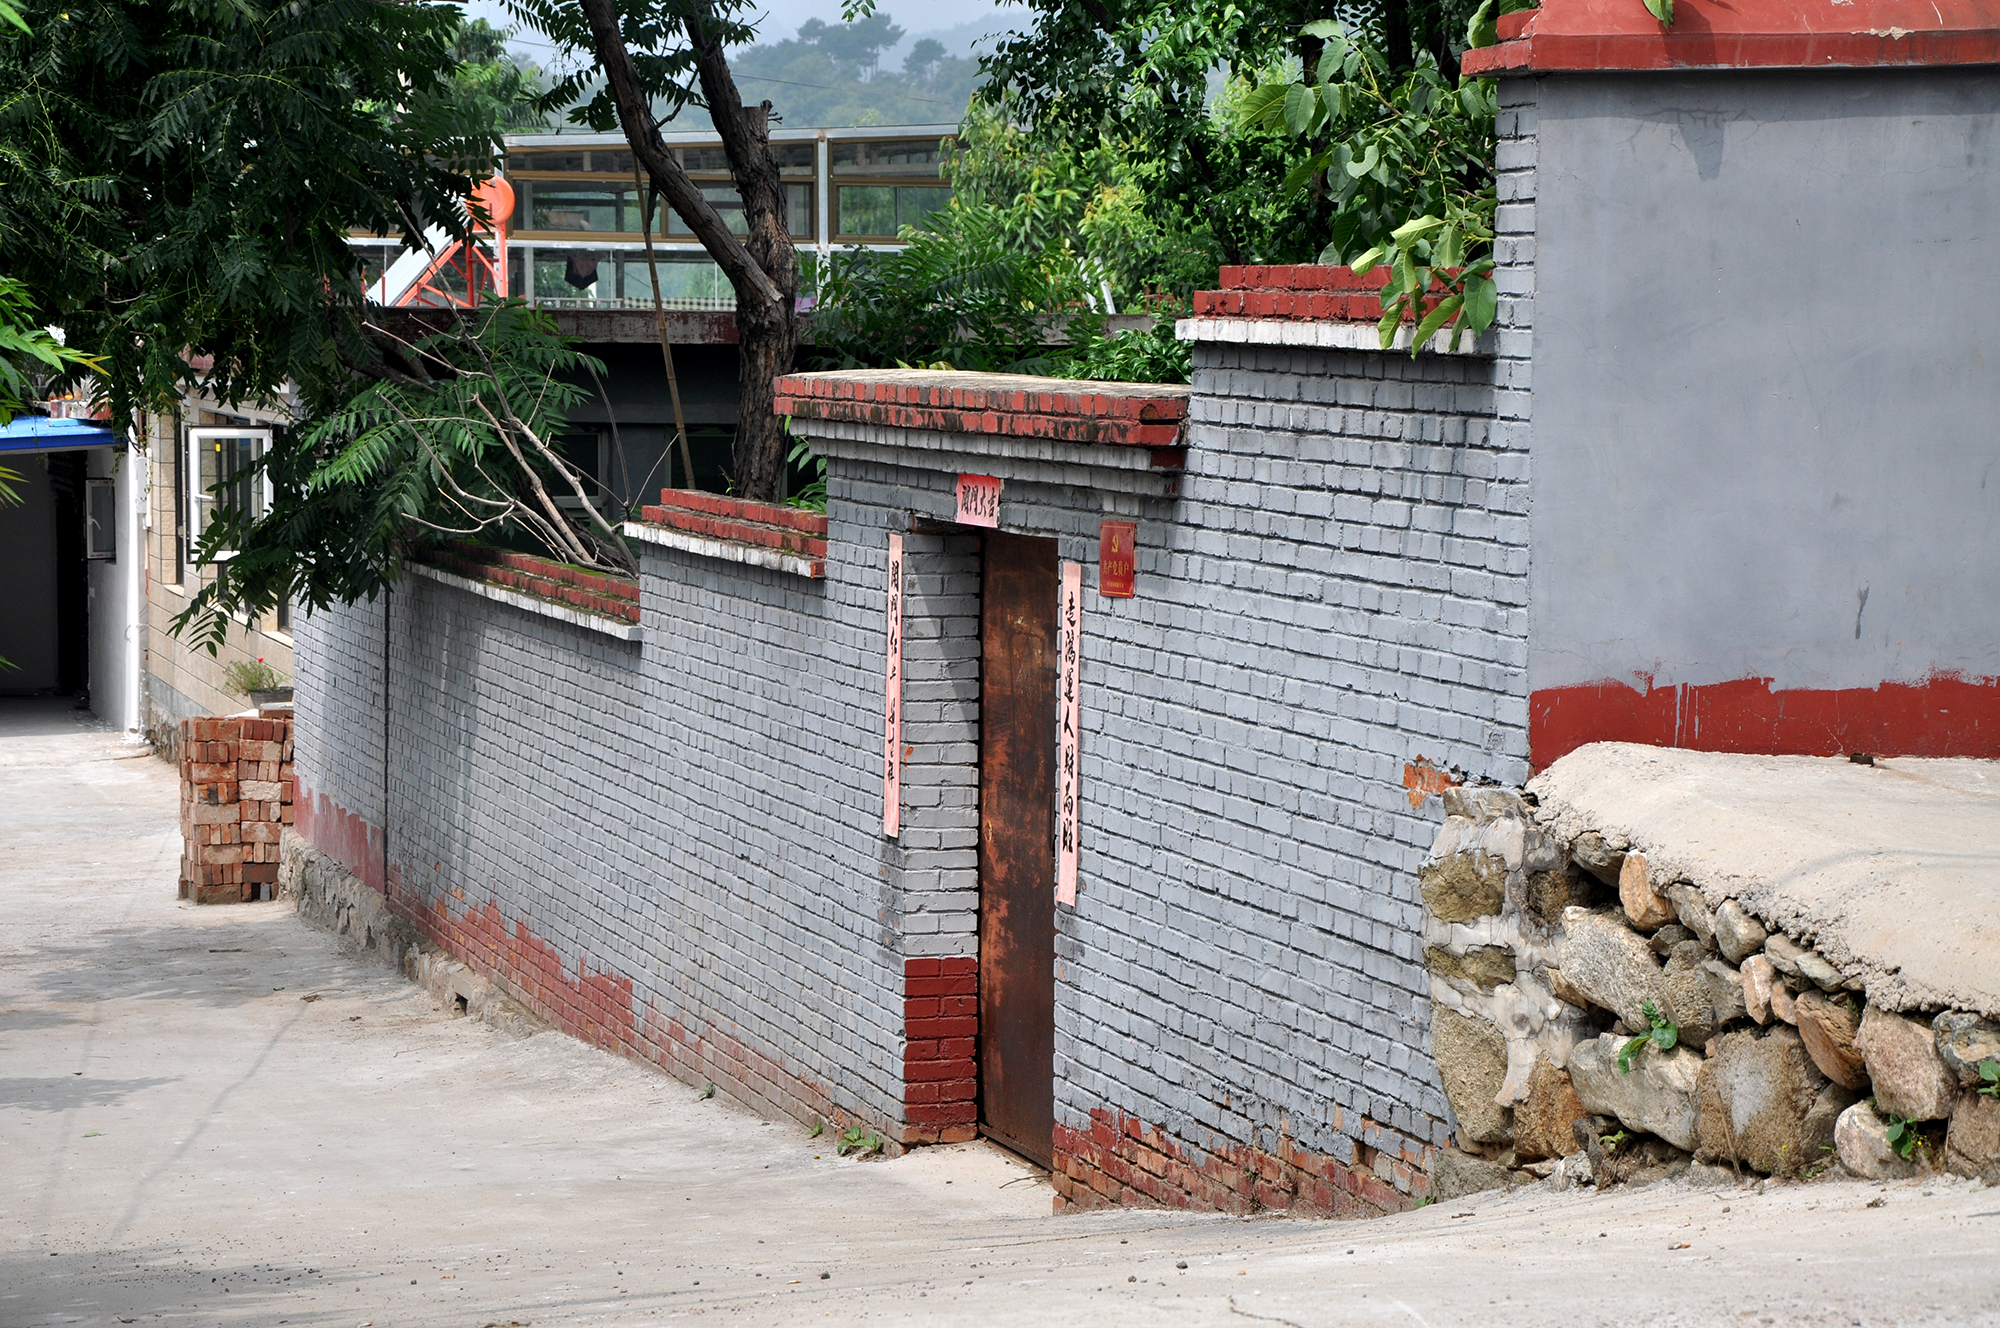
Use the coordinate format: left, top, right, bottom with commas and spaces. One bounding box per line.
1933, 1012, 2000, 1088
1793, 991, 1868, 1090
1802, 1081, 1864, 1162
1763, 933, 1805, 979
1514, 1058, 1588, 1162
1857, 1006, 1961, 1121
1659, 942, 1718, 1048
1794, 950, 1844, 993
1944, 1092, 2000, 1182
1742, 954, 1778, 1025
1665, 882, 1716, 947
1835, 1100, 1922, 1180
1545, 965, 1591, 1011
1441, 786, 1530, 822
1558, 908, 1668, 1032
1570, 1032, 1703, 1152
1432, 1005, 1512, 1146
1618, 852, 1676, 931
1694, 1026, 1829, 1175
1427, 1146, 1517, 1200
1426, 945, 1517, 992
1568, 830, 1625, 888
1420, 854, 1505, 924
1700, 959, 1748, 1028
1523, 868, 1580, 932
1713, 900, 1768, 965
1770, 979, 1797, 1027
1763, 934, 1845, 993
1648, 924, 1694, 957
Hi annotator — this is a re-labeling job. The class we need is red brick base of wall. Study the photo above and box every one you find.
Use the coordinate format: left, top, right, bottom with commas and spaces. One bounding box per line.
903, 957, 979, 1145
1053, 1109, 1428, 1217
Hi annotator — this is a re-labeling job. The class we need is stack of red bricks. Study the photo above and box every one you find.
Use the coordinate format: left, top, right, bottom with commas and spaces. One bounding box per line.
902, 957, 978, 1144
180, 715, 295, 905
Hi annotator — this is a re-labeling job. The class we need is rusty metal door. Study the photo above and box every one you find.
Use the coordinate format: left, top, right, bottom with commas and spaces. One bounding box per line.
977, 531, 1058, 1168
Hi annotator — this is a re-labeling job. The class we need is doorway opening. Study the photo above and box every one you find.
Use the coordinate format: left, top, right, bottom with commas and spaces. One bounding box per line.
975, 530, 1058, 1169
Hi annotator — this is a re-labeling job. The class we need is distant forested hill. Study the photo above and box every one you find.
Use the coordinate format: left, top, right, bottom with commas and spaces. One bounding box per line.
729, 13, 983, 129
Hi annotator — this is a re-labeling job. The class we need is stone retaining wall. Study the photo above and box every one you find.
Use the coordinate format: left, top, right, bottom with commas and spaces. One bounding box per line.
1423, 787, 2000, 1194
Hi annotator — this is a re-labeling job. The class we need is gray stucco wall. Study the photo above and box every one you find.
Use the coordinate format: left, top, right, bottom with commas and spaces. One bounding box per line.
1528, 68, 2000, 697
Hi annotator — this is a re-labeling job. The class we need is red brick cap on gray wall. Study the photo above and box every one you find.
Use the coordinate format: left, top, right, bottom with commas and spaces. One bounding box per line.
637, 487, 830, 563
773, 368, 1189, 449
1192, 265, 1394, 323
1462, 0, 2000, 75
416, 540, 640, 625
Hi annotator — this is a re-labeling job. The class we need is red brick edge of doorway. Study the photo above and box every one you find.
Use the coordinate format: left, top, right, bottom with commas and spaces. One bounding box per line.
903, 956, 979, 1145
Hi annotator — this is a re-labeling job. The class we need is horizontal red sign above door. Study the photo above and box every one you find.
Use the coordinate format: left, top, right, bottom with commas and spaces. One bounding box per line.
955, 473, 1002, 528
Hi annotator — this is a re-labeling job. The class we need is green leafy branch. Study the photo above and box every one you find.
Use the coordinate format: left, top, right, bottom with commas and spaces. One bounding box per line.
1978, 1058, 1998, 1099
0, 276, 103, 428
1237, 16, 1515, 354
1618, 1000, 1679, 1074
1873, 1103, 1933, 1162
835, 1125, 881, 1157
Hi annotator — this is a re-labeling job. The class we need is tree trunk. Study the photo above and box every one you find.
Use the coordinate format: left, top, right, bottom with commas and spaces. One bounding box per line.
574, 0, 799, 502
688, 24, 799, 502
1382, 0, 1414, 72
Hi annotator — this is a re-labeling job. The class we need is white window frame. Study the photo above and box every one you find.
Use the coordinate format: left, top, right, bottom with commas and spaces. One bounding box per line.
185, 427, 273, 562
85, 476, 118, 561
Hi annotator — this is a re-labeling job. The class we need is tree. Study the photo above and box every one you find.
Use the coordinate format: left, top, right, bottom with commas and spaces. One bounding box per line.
449, 18, 553, 133
974, 0, 1486, 270
0, 0, 498, 432
0, 0, 651, 649
512, 0, 801, 501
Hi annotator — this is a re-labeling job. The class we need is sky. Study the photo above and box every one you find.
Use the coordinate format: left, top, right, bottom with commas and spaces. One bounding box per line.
458, 0, 1030, 73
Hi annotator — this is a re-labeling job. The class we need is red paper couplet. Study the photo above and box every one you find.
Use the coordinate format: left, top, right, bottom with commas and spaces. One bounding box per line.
1099, 520, 1136, 598
955, 473, 1002, 528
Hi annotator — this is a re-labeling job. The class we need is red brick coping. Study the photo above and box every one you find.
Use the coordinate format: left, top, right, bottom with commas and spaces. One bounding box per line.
417, 542, 640, 625
1192, 265, 1395, 323
633, 489, 831, 578
1462, 0, 2000, 75
773, 369, 1189, 456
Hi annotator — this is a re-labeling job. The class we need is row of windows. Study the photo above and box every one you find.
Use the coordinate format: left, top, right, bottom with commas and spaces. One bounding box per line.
506, 137, 945, 178
510, 179, 949, 243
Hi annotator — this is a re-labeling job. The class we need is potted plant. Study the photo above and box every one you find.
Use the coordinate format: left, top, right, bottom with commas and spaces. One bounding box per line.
222, 657, 292, 709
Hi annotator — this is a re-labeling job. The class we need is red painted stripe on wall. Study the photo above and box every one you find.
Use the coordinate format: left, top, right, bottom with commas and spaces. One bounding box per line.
1530, 673, 2000, 770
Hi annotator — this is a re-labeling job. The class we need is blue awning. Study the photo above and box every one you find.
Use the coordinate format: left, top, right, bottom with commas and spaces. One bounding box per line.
0, 415, 122, 453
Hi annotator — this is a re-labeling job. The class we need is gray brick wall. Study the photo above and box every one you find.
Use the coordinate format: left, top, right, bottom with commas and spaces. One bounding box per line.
295, 117, 1538, 1182
1048, 338, 1525, 1180
293, 543, 911, 1131
294, 593, 387, 834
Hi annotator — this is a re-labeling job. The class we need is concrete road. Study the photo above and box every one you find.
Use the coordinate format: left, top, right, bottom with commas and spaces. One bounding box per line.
4, 701, 1998, 1328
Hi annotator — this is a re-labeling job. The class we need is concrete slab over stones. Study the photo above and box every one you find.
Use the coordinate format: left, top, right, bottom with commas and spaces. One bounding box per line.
1531, 744, 2000, 1016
